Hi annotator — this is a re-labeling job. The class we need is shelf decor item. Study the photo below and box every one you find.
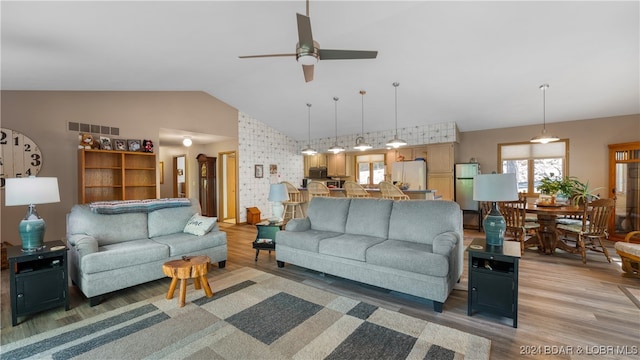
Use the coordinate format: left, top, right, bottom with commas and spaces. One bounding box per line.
4, 176, 60, 251
473, 173, 518, 247
127, 139, 141, 152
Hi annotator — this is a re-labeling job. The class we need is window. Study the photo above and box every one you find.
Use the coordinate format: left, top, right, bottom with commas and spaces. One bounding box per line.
356, 154, 385, 186
498, 140, 569, 193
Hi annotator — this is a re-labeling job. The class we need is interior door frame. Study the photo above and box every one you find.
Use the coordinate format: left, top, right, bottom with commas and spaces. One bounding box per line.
219, 151, 238, 223
172, 154, 188, 198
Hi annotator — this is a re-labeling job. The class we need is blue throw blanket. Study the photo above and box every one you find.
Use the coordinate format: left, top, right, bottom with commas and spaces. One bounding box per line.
90, 198, 191, 214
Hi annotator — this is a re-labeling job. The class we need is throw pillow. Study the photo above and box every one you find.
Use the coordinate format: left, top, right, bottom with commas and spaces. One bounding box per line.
183, 214, 217, 236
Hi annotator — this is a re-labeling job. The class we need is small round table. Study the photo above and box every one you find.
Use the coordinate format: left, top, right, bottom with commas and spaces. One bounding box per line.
162, 255, 213, 307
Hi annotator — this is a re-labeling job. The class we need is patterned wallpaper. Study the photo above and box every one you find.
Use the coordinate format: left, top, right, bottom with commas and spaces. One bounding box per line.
237, 112, 457, 222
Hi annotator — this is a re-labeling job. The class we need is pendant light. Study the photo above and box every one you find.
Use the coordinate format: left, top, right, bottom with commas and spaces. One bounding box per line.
530, 83, 559, 144
328, 97, 345, 154
354, 90, 373, 151
301, 103, 317, 155
386, 82, 407, 148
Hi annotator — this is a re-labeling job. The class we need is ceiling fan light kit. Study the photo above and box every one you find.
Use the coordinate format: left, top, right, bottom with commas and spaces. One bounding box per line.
238, 0, 377, 82
530, 83, 559, 144
301, 103, 317, 155
386, 82, 407, 148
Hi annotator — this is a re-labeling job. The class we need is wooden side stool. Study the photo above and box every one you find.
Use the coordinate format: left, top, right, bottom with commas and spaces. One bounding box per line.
162, 255, 213, 307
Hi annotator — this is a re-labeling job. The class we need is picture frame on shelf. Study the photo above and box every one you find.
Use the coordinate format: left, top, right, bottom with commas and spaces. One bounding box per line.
127, 139, 141, 152
100, 136, 112, 150
114, 139, 127, 151
255, 164, 263, 178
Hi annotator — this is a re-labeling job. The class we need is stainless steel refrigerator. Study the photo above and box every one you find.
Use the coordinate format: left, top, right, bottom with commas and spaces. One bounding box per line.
455, 163, 480, 211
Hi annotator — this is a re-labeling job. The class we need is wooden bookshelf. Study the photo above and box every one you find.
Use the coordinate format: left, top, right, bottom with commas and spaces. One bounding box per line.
78, 149, 157, 203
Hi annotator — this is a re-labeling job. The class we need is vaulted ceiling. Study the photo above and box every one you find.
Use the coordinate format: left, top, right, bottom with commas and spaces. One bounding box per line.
2, 1, 638, 142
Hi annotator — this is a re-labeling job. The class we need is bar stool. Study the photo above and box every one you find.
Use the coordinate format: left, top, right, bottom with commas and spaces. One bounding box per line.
281, 181, 305, 221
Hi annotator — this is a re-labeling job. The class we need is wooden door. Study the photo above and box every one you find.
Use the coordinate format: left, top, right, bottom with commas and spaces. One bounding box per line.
608, 142, 640, 241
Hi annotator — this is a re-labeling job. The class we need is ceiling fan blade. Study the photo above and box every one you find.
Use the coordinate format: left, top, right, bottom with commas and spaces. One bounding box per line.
238, 53, 296, 59
296, 13, 314, 51
318, 49, 378, 60
302, 64, 314, 82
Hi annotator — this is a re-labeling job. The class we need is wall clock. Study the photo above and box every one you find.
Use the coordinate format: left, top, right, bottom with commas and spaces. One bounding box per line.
1, 128, 43, 189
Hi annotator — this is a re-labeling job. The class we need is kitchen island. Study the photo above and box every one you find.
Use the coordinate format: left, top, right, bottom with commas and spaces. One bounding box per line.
299, 187, 439, 200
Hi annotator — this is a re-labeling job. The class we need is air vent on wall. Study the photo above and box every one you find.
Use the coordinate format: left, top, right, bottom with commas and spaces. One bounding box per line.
67, 122, 119, 135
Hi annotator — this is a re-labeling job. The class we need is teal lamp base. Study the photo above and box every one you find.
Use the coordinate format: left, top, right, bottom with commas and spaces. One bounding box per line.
483, 202, 506, 247
19, 205, 46, 252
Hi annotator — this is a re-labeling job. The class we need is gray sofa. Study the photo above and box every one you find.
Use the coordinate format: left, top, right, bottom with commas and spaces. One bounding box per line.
276, 197, 463, 312
66, 199, 227, 306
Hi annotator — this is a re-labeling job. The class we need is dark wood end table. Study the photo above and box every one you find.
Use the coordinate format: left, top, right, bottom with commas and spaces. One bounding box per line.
8, 240, 69, 326
253, 221, 284, 261
467, 238, 520, 328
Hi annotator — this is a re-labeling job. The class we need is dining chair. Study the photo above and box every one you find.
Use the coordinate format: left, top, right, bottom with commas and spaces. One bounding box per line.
556, 198, 614, 264
379, 181, 410, 200
519, 192, 539, 223
281, 181, 305, 221
615, 231, 640, 278
499, 198, 540, 254
344, 180, 370, 198
307, 181, 331, 198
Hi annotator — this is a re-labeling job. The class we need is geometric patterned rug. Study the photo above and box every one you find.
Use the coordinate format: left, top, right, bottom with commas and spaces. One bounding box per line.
1, 268, 490, 360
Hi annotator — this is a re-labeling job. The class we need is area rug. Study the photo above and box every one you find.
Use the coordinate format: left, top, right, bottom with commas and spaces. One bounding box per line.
1, 268, 490, 360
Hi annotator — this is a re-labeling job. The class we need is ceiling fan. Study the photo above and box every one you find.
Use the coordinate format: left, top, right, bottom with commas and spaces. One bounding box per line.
238, 0, 378, 82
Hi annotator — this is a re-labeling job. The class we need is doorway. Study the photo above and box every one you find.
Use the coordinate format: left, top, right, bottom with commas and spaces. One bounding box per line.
173, 155, 187, 198
220, 151, 237, 224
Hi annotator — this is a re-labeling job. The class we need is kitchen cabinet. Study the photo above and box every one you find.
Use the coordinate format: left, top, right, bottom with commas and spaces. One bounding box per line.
427, 143, 455, 173
327, 153, 346, 177
304, 154, 327, 177
427, 143, 457, 200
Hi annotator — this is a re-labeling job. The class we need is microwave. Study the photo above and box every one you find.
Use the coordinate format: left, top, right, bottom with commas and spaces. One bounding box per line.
325, 180, 345, 188
308, 167, 327, 179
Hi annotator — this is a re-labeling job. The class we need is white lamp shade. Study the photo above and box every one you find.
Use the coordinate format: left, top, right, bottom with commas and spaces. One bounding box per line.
5, 177, 61, 206
473, 173, 518, 202
268, 184, 289, 202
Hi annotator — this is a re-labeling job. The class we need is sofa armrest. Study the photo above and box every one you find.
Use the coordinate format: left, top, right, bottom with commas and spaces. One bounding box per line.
68, 234, 99, 258
284, 218, 311, 232
432, 232, 460, 256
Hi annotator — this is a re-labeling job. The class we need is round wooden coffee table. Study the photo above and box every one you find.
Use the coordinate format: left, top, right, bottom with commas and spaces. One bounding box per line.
162, 255, 213, 307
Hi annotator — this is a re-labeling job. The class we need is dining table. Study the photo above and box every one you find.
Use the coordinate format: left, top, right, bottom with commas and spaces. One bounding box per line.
524, 203, 585, 255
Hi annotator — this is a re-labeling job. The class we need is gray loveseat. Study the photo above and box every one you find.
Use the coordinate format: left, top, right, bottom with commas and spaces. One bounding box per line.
66, 199, 227, 306
276, 197, 463, 312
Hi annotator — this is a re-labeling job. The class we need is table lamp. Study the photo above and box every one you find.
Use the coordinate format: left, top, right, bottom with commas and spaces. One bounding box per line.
268, 183, 289, 223
473, 173, 518, 247
5, 176, 61, 251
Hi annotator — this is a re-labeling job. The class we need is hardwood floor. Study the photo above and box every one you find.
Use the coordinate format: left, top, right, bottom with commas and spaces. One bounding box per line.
2, 223, 639, 359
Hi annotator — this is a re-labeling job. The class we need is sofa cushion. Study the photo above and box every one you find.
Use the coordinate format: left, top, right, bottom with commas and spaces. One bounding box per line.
344, 199, 393, 238
388, 200, 461, 245
81, 239, 169, 274
366, 240, 449, 277
148, 201, 199, 237
67, 205, 149, 245
307, 197, 351, 233
152, 231, 226, 256
183, 215, 217, 236
319, 234, 386, 262
276, 230, 341, 253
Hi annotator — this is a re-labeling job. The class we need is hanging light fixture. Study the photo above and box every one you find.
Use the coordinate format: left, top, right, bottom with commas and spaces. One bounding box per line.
354, 90, 373, 151
530, 83, 559, 144
301, 103, 317, 155
386, 82, 407, 148
328, 96, 345, 154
